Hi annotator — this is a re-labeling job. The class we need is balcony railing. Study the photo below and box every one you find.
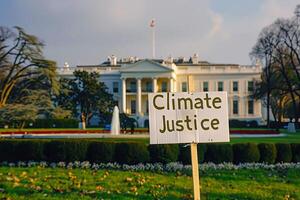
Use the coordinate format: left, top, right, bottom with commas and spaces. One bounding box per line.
126, 89, 137, 93
142, 88, 153, 92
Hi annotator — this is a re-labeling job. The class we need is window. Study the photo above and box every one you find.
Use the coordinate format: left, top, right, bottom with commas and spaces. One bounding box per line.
248, 81, 254, 92
248, 100, 254, 114
182, 82, 187, 92
146, 81, 152, 92
162, 81, 167, 92
130, 81, 136, 92
203, 81, 209, 92
131, 100, 136, 114
233, 81, 238, 92
233, 100, 239, 114
218, 81, 223, 91
113, 82, 118, 93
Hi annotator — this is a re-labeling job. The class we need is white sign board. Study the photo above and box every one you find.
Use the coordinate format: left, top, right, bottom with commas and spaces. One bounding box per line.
149, 92, 230, 144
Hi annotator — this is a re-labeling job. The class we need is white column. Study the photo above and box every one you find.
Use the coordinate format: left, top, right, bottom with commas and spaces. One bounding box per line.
122, 78, 126, 113
173, 79, 177, 92
169, 78, 174, 92
152, 78, 157, 93
256, 100, 261, 117
137, 78, 142, 116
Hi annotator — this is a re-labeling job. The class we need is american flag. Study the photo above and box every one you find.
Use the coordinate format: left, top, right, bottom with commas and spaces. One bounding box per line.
150, 19, 155, 28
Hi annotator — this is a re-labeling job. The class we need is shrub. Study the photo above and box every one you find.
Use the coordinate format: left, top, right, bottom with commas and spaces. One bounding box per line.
275, 143, 292, 163
229, 120, 247, 128
178, 144, 206, 164
248, 120, 258, 128
233, 143, 260, 164
44, 141, 66, 162
14, 140, 46, 161
205, 144, 233, 163
64, 140, 88, 162
44, 140, 88, 162
86, 142, 115, 163
258, 143, 277, 164
26, 119, 78, 128
0, 140, 18, 162
291, 143, 300, 162
148, 144, 179, 164
115, 143, 149, 164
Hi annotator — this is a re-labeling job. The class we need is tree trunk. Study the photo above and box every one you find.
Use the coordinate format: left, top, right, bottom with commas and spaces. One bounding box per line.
266, 90, 271, 128
80, 113, 86, 130
19, 121, 25, 130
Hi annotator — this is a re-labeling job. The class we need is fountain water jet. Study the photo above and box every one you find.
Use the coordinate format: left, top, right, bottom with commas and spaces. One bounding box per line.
111, 106, 120, 135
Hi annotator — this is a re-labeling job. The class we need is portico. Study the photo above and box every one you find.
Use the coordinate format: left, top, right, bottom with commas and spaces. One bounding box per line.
121, 76, 175, 116
119, 59, 175, 126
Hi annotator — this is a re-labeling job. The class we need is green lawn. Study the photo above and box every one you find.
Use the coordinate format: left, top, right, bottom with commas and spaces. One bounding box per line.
0, 167, 299, 200
229, 131, 300, 144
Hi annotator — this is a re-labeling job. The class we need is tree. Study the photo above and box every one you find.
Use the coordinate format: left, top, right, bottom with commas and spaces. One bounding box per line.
0, 26, 58, 107
57, 70, 116, 128
250, 25, 279, 127
0, 89, 71, 128
19, 89, 71, 119
250, 4, 300, 125
0, 104, 38, 129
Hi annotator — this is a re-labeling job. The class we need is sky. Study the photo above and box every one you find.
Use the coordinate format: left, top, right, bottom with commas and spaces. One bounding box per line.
0, 0, 298, 67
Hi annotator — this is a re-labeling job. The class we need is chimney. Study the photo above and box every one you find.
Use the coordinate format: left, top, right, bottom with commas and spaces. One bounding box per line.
192, 53, 199, 64
108, 55, 117, 66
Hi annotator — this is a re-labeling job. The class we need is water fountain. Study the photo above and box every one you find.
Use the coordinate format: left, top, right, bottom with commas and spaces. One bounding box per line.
110, 106, 120, 135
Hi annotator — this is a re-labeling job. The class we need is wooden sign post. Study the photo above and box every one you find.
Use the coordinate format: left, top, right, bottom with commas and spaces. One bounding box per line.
191, 143, 200, 200
148, 92, 230, 200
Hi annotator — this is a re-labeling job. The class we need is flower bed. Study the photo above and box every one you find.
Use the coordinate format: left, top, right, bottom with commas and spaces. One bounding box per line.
1, 161, 300, 174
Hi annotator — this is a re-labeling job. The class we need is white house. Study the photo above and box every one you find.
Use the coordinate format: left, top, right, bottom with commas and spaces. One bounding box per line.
58, 54, 263, 127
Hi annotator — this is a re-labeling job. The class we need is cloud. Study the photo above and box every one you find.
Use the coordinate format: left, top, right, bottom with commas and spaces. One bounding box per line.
207, 11, 224, 38
0, 0, 298, 66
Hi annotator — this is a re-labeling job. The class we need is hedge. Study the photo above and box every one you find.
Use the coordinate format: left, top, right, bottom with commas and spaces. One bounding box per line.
148, 144, 179, 164
26, 119, 78, 128
258, 143, 277, 164
86, 141, 115, 163
178, 144, 206, 164
291, 143, 300, 163
233, 143, 260, 164
115, 142, 149, 164
276, 143, 292, 163
205, 144, 233, 163
0, 140, 19, 162
44, 140, 88, 162
0, 139, 300, 164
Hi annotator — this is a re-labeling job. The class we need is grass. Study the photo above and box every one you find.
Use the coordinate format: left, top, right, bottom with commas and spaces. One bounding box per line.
229, 130, 300, 144
0, 166, 299, 199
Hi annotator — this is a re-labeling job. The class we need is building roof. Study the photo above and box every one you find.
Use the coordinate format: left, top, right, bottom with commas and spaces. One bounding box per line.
75, 56, 248, 69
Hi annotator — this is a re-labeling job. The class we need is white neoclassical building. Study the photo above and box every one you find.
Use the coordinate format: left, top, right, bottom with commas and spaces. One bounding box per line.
58, 54, 263, 127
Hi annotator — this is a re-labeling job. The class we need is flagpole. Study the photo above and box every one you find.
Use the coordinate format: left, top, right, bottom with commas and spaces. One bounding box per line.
150, 19, 156, 59
152, 25, 155, 59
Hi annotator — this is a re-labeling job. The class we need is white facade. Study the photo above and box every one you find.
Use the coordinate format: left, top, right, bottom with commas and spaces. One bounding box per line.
58, 56, 263, 127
